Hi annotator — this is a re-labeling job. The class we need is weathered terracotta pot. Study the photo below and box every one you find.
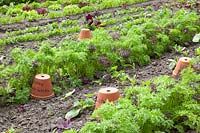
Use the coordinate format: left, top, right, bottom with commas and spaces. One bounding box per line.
172, 57, 191, 77
78, 29, 92, 40
95, 87, 120, 109
31, 74, 54, 99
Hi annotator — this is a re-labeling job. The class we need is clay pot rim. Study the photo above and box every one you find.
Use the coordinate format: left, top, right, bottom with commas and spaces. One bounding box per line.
180, 57, 191, 62
31, 92, 54, 99
35, 74, 50, 80
99, 87, 119, 94
95, 87, 120, 109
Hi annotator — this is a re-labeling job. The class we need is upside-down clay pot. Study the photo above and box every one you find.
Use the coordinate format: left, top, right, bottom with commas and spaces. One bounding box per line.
78, 29, 92, 40
172, 57, 191, 77
31, 74, 54, 99
95, 87, 120, 109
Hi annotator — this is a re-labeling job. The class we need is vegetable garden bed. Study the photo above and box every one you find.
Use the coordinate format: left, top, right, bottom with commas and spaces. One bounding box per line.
0, 0, 200, 132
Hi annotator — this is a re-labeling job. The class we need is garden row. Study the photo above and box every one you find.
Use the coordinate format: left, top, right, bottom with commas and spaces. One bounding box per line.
79, 55, 200, 133
0, 7, 199, 104
1, 1, 199, 51
0, 0, 151, 25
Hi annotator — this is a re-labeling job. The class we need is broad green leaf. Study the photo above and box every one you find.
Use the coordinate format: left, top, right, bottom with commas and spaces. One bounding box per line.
61, 89, 75, 100
65, 109, 81, 119
168, 59, 177, 70
192, 34, 200, 42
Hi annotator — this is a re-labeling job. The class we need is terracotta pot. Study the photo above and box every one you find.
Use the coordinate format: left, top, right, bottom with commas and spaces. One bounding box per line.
31, 74, 54, 99
95, 87, 120, 109
172, 57, 191, 77
78, 29, 92, 40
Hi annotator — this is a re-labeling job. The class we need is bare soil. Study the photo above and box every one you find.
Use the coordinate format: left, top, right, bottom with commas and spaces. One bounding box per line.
0, 0, 199, 132
0, 43, 199, 133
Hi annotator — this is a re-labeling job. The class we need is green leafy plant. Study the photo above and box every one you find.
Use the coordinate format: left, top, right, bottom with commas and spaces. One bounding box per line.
73, 98, 95, 110
48, 4, 61, 11
81, 67, 200, 132
2, 127, 22, 133
65, 109, 81, 120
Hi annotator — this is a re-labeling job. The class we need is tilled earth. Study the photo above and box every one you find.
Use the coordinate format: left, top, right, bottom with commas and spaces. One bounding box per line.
0, 43, 199, 133
0, 0, 199, 132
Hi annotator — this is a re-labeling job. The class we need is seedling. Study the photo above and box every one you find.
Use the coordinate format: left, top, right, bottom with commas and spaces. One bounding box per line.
168, 59, 177, 70
73, 98, 95, 110
173, 44, 189, 55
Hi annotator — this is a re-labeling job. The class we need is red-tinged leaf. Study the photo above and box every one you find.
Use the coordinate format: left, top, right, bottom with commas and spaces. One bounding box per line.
36, 8, 48, 15
88, 45, 96, 52
17, 105, 27, 112
22, 6, 32, 11
99, 56, 111, 67
57, 118, 71, 130
85, 14, 93, 21
122, 3, 127, 9
94, 20, 101, 26
183, 4, 191, 8
195, 2, 200, 7
85, 14, 93, 25
81, 77, 90, 85
78, 2, 88, 8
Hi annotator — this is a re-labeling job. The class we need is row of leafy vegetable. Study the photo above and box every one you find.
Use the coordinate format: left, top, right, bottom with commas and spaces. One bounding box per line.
58, 39, 200, 133
0, 0, 150, 24
0, 8, 199, 104
79, 62, 200, 133
1, 0, 198, 25
0, 5, 157, 49
0, 5, 145, 38
1, 1, 198, 50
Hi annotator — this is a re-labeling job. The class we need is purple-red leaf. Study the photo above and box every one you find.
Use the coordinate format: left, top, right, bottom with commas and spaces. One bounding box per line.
94, 20, 101, 26
78, 2, 88, 8
22, 6, 32, 11
99, 56, 111, 67
81, 77, 90, 85
17, 105, 27, 112
85, 14, 93, 25
36, 8, 48, 15
57, 118, 71, 130
183, 3, 191, 8
122, 3, 127, 9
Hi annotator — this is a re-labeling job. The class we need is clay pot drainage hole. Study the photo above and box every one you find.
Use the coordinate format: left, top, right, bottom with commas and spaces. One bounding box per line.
95, 87, 120, 109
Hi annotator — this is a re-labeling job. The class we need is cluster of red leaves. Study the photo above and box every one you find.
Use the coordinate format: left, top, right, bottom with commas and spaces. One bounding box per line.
78, 2, 88, 8
22, 5, 32, 11
122, 3, 127, 9
85, 14, 94, 25
98, 56, 111, 67
85, 14, 101, 26
22, 5, 48, 15
36, 8, 48, 15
